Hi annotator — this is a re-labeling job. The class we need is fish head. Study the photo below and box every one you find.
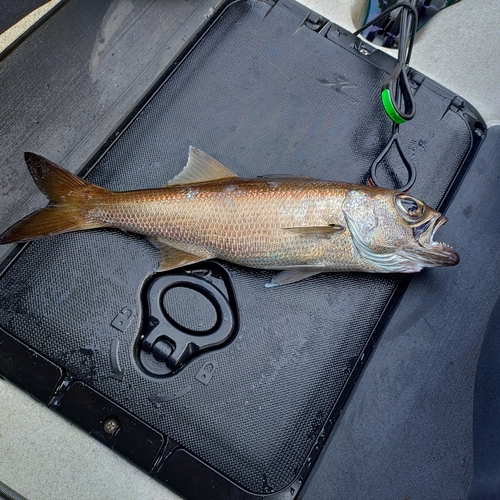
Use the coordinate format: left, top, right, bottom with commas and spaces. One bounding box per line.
342, 189, 459, 273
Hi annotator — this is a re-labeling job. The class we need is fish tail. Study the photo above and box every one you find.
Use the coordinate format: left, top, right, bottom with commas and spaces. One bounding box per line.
0, 153, 110, 244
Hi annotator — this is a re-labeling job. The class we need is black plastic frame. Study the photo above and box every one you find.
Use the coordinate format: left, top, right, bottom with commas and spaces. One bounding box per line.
0, 0, 70, 60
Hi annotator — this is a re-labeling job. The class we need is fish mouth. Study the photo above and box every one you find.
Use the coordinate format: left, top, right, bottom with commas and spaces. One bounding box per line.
405, 214, 460, 267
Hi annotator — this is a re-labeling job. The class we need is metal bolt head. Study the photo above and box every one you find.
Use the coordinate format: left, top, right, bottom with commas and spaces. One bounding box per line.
103, 416, 120, 436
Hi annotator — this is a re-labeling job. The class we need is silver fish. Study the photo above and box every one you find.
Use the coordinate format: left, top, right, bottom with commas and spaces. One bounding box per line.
0, 147, 459, 286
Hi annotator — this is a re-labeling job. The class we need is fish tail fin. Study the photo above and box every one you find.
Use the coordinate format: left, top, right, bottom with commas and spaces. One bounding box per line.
0, 153, 110, 244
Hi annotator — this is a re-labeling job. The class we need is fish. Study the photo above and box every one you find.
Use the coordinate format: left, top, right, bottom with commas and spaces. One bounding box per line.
0, 147, 459, 286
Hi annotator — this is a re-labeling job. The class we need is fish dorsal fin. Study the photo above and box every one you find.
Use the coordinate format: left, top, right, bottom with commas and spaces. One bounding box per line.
283, 224, 344, 239
167, 147, 239, 186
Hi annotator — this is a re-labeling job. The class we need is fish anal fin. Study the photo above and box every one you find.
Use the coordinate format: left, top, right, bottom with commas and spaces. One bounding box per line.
167, 147, 239, 186
150, 239, 210, 272
283, 224, 344, 239
265, 268, 322, 288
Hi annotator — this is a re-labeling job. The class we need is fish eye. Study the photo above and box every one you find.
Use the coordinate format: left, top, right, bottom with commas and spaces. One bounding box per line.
395, 194, 426, 223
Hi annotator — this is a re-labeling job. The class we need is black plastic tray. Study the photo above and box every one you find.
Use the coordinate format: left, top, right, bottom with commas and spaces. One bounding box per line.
0, 1, 485, 498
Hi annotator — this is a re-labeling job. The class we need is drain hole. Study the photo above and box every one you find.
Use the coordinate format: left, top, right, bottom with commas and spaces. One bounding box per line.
162, 285, 218, 333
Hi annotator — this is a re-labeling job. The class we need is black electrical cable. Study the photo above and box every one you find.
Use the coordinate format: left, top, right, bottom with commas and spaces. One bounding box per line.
354, 1, 418, 122
355, 1, 419, 191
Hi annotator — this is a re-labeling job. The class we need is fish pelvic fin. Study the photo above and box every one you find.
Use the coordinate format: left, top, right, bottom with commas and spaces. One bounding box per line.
0, 153, 111, 244
265, 268, 323, 287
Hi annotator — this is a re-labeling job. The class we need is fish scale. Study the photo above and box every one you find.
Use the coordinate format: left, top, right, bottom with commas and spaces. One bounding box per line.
93, 178, 352, 269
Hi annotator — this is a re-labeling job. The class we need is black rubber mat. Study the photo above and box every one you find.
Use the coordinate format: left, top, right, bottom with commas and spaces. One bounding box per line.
0, 1, 484, 498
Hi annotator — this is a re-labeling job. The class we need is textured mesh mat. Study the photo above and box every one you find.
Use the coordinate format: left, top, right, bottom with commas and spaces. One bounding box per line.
0, 0, 482, 495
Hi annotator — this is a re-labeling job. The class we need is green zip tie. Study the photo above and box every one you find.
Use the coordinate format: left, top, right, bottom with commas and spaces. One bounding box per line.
381, 88, 407, 124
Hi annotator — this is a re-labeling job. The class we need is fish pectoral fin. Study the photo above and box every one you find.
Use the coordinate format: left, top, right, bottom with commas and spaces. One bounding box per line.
149, 239, 209, 272
265, 268, 323, 287
167, 147, 239, 186
283, 224, 344, 239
